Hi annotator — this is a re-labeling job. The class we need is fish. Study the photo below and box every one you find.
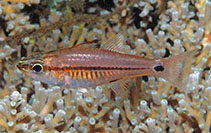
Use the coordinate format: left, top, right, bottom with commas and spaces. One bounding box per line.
16, 34, 198, 93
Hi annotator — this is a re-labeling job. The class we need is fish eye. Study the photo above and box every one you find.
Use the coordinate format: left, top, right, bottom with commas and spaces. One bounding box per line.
32, 63, 43, 73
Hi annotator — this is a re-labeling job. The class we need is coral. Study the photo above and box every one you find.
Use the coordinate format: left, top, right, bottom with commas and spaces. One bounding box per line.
0, 0, 210, 132
0, 0, 40, 39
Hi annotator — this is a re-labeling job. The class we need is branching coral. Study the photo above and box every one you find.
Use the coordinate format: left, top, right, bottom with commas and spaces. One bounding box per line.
0, 0, 40, 40
0, 0, 210, 132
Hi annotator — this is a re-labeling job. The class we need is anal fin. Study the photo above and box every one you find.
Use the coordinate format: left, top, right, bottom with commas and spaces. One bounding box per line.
106, 79, 131, 99
69, 88, 89, 93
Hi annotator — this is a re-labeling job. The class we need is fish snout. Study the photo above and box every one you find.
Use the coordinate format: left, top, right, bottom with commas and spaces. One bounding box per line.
16, 60, 29, 72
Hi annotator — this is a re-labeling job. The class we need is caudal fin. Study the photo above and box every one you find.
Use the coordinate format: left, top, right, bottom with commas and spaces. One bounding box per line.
156, 49, 199, 89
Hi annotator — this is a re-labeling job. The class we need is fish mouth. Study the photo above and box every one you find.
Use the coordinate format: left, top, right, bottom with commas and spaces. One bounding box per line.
16, 63, 23, 71
16, 61, 29, 72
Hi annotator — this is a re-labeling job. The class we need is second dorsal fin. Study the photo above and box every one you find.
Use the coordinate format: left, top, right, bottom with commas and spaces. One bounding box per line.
101, 33, 128, 53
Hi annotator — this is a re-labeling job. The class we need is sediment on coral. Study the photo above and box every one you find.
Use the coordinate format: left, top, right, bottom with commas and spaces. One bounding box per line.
0, 0, 210, 132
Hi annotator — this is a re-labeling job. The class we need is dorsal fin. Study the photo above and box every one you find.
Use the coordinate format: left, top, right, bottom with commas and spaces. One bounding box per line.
101, 33, 128, 53
72, 40, 98, 48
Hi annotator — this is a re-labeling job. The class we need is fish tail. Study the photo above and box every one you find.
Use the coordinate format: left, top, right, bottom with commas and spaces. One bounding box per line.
155, 48, 199, 89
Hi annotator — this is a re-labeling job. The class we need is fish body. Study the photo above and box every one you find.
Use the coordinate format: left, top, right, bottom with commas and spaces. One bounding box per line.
17, 34, 197, 90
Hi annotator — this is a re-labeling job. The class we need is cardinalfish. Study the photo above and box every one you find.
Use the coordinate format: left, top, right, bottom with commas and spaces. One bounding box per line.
17, 34, 198, 93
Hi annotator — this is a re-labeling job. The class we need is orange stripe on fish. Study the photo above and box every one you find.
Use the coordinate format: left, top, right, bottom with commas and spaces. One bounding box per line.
89, 71, 93, 80
75, 71, 79, 80
103, 71, 110, 81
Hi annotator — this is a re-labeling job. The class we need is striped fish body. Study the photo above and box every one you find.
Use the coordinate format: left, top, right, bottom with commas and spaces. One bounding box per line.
41, 47, 158, 88
17, 34, 198, 90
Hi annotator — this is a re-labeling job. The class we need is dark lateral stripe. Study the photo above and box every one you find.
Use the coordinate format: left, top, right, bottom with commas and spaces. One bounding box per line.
45, 66, 147, 71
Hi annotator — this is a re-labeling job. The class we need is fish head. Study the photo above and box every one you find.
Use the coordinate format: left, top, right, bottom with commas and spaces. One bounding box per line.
17, 56, 47, 80
17, 56, 65, 86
